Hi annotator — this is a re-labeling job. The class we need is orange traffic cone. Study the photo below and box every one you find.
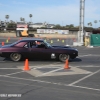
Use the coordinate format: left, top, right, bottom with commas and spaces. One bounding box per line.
1, 42, 4, 46
19, 37, 22, 40
23, 59, 30, 71
64, 59, 70, 69
8, 37, 10, 40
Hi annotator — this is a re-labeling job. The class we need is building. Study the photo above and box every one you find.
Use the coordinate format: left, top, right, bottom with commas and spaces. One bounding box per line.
29, 22, 55, 29
0, 21, 7, 28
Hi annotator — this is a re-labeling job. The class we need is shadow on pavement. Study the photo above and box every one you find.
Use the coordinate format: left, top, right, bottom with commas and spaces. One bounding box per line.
69, 58, 82, 62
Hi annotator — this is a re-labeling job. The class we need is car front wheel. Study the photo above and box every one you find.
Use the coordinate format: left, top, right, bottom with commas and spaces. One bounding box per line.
59, 54, 69, 62
10, 53, 22, 62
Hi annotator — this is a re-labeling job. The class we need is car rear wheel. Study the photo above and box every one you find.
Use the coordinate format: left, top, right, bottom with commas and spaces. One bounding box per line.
59, 54, 69, 62
10, 53, 22, 62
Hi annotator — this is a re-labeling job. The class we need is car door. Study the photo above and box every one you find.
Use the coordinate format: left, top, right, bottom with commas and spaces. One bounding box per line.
30, 41, 52, 60
21, 42, 32, 58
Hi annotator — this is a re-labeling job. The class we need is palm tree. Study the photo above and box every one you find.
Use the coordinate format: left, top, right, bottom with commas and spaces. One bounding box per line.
20, 17, 23, 21
20, 17, 25, 22
99, 20, 100, 27
87, 22, 92, 27
22, 18, 25, 22
5, 15, 9, 22
87, 23, 90, 27
94, 20, 97, 28
89, 22, 92, 27
29, 14, 32, 23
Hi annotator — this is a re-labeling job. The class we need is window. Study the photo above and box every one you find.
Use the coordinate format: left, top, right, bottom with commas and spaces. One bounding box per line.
24, 42, 30, 48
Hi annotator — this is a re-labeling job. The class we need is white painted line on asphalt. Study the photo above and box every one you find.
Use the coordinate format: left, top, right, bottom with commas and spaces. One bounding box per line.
71, 85, 100, 92
36, 67, 64, 77
0, 68, 21, 69
0, 75, 52, 84
69, 69, 100, 86
17, 63, 63, 70
89, 54, 100, 57
72, 65, 100, 68
79, 54, 100, 58
0, 75, 100, 92
78, 54, 92, 57
4, 71, 25, 76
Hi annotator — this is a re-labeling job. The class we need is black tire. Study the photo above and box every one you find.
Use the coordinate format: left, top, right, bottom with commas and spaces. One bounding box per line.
10, 53, 22, 62
59, 54, 69, 62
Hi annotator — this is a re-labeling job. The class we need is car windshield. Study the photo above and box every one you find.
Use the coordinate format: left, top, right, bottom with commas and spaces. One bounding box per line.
9, 41, 20, 46
44, 40, 52, 47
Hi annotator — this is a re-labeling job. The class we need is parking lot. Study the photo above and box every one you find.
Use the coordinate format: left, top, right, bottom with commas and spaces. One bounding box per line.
0, 37, 100, 100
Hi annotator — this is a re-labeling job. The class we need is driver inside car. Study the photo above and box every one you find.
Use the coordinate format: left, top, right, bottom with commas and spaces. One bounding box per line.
31, 41, 40, 48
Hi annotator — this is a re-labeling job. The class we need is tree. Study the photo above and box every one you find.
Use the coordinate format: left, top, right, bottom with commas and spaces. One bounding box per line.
69, 24, 74, 28
29, 14, 32, 23
87, 22, 92, 27
20, 17, 25, 22
5, 15, 9, 22
99, 20, 100, 27
20, 17, 23, 21
7, 23, 16, 28
54, 24, 61, 29
22, 18, 25, 22
94, 20, 97, 28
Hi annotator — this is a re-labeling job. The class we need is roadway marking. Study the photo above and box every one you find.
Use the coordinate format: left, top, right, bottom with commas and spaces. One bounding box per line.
24, 66, 92, 77
0, 68, 21, 69
17, 62, 64, 69
2, 64, 91, 77
69, 69, 100, 86
79, 54, 92, 57
0, 75, 100, 92
71, 85, 100, 92
36, 67, 64, 77
79, 54, 100, 57
4, 71, 25, 76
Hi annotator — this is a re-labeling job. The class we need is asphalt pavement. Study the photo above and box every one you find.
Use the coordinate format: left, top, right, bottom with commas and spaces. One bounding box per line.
0, 37, 100, 100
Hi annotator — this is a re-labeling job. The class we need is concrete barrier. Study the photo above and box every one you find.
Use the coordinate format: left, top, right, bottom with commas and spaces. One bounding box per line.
0, 33, 16, 37
0, 32, 77, 39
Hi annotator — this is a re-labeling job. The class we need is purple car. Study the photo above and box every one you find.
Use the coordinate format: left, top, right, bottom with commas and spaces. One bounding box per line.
0, 38, 78, 62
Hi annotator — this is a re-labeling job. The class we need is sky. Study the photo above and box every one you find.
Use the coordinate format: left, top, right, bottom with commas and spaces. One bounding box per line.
0, 0, 100, 28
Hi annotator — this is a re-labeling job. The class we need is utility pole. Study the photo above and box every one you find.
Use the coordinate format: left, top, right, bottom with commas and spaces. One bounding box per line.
73, 0, 85, 46
79, 0, 85, 44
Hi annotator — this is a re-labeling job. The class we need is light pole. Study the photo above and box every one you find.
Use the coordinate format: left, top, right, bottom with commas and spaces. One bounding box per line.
79, 0, 85, 44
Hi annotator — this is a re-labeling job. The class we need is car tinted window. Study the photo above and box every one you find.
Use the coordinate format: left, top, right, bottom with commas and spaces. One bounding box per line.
15, 42, 27, 47
44, 40, 51, 47
10, 41, 19, 46
24, 42, 30, 48
31, 41, 46, 48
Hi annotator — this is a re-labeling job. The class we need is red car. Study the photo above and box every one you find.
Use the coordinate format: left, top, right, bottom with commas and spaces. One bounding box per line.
0, 38, 78, 62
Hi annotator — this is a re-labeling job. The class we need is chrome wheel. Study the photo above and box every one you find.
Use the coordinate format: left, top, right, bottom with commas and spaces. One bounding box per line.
59, 54, 69, 62
10, 53, 21, 61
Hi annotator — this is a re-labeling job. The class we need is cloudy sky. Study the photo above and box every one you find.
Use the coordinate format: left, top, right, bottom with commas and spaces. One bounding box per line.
0, 0, 100, 27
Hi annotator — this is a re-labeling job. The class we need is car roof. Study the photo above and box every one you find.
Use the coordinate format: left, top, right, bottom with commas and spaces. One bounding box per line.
19, 38, 44, 42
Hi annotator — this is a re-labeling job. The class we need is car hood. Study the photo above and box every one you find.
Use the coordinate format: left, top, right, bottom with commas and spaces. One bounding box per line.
52, 45, 78, 51
0, 44, 11, 48
52, 45, 72, 49
0, 45, 2, 48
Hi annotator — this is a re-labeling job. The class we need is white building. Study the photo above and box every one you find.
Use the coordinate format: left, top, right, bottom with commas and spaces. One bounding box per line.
29, 22, 55, 28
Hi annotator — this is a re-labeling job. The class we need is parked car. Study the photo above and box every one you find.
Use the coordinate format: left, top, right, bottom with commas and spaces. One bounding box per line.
0, 38, 78, 62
